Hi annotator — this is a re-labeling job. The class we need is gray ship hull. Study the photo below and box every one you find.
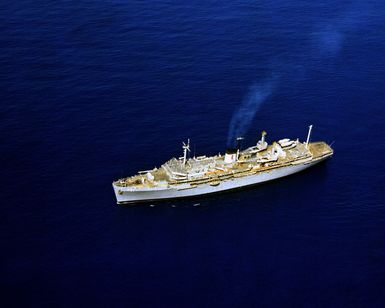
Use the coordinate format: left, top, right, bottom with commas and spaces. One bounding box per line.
113, 155, 330, 204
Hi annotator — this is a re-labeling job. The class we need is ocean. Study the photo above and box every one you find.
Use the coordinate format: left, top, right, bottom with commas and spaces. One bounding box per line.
1, 0, 385, 307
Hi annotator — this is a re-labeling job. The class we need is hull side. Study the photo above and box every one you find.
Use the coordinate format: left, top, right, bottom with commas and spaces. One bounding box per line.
113, 156, 330, 204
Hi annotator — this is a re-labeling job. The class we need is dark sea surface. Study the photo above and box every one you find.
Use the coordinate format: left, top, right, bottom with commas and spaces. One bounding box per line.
1, 0, 385, 307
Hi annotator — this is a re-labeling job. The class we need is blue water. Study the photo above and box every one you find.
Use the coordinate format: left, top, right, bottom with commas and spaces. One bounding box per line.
1, 1, 385, 307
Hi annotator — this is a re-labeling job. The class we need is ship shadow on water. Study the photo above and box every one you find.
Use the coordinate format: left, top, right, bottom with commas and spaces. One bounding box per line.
117, 160, 331, 209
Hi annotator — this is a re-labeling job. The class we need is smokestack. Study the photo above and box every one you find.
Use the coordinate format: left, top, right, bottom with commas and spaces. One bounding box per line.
224, 148, 237, 164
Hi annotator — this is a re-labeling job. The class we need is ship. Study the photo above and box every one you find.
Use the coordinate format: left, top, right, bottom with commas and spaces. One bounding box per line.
112, 125, 333, 204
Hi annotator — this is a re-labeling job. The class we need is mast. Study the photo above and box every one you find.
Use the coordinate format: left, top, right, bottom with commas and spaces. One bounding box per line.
306, 125, 313, 149
261, 130, 267, 144
236, 137, 244, 150
236, 137, 244, 160
182, 139, 190, 166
